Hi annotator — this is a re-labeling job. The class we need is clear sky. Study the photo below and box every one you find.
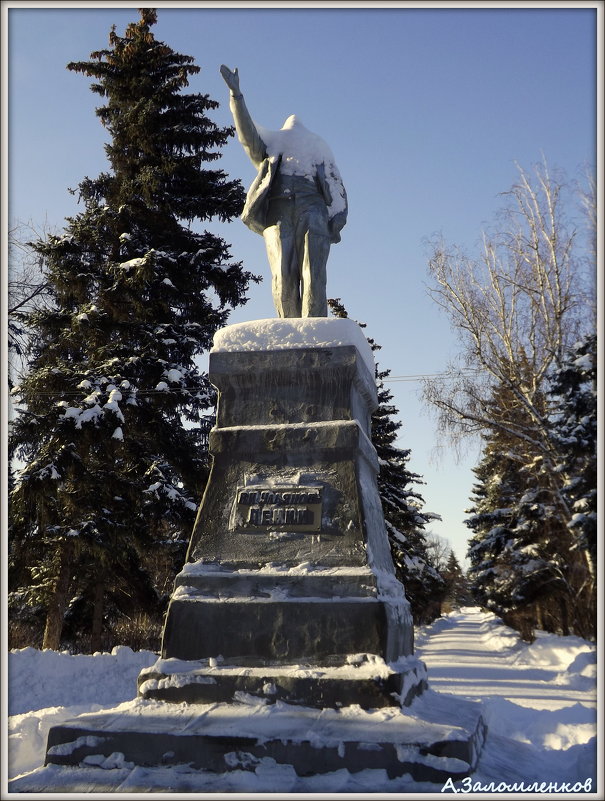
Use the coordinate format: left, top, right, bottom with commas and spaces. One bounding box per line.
5, 2, 598, 565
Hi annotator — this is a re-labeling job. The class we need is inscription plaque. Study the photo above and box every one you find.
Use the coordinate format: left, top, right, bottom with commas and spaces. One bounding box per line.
231, 486, 322, 532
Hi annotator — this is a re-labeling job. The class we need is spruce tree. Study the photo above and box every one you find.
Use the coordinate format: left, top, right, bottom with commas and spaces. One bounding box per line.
548, 334, 597, 579
9, 9, 255, 651
441, 552, 471, 610
328, 299, 444, 624
465, 441, 561, 639
547, 334, 597, 636
465, 382, 587, 640
466, 436, 527, 618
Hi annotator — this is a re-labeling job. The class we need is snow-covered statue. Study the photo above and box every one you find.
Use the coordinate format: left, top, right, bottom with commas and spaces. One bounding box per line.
220, 65, 347, 318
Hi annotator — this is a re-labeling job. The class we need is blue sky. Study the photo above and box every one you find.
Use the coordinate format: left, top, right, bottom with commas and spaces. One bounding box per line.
6, 3, 598, 564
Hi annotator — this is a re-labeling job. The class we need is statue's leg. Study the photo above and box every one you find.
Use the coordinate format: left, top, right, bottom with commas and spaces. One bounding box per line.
299, 207, 330, 318
263, 222, 301, 318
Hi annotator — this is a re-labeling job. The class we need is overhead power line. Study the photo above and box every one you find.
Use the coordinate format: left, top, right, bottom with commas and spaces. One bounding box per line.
11, 368, 482, 398
385, 369, 480, 383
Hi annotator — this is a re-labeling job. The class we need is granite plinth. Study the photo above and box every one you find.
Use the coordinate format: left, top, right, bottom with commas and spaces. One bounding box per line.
154, 559, 419, 707
161, 564, 412, 668
210, 346, 377, 431
186, 419, 381, 569
161, 341, 416, 679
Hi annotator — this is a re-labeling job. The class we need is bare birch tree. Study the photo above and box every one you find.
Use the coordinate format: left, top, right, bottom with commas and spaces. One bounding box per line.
422, 161, 593, 473
8, 220, 53, 387
422, 161, 596, 636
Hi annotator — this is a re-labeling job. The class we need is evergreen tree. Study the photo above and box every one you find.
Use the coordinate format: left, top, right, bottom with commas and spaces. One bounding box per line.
467, 447, 571, 639
548, 334, 597, 579
441, 551, 471, 610
547, 334, 597, 636
328, 299, 444, 623
466, 417, 531, 623
9, 9, 256, 651
466, 382, 590, 640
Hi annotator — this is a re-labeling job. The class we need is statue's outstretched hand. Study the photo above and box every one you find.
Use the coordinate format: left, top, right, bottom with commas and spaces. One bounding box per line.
220, 65, 240, 95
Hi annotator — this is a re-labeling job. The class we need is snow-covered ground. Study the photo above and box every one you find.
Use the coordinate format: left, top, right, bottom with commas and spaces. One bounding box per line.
6, 607, 599, 794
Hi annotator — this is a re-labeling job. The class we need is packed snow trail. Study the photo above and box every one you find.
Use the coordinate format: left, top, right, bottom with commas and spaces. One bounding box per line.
7, 607, 598, 794
417, 608, 595, 710
415, 608, 597, 790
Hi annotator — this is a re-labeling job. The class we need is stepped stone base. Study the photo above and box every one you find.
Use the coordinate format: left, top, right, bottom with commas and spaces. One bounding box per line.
44, 691, 486, 784
138, 653, 428, 708
37, 321, 488, 787
149, 563, 427, 709
161, 563, 414, 667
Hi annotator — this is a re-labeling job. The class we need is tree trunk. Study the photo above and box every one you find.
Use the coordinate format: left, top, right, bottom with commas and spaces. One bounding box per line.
535, 601, 544, 631
42, 539, 73, 650
90, 580, 105, 653
558, 595, 570, 637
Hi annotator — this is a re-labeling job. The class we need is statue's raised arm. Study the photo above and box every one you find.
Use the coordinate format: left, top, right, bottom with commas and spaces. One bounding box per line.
219, 64, 240, 95
221, 66, 347, 319
220, 65, 267, 168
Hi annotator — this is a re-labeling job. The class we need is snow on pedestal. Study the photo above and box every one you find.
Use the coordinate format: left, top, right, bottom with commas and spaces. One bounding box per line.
212, 317, 376, 376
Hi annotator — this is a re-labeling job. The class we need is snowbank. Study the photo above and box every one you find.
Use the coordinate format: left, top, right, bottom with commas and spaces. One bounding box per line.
512, 629, 596, 670
8, 646, 157, 780
8, 645, 156, 716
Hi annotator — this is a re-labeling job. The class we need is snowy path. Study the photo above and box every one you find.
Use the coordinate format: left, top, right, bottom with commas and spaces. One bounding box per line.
415, 609, 598, 790
7, 607, 598, 794
417, 609, 594, 709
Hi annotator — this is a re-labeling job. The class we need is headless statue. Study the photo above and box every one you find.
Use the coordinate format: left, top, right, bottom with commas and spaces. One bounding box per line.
221, 66, 348, 318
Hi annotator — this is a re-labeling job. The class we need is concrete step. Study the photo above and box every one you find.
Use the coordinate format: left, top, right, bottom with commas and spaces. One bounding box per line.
137, 654, 429, 708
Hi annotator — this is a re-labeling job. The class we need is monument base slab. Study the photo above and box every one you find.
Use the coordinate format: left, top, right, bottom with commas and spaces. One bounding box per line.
43, 691, 486, 785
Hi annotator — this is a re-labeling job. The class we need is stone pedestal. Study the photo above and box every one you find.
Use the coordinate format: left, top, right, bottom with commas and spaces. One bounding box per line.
146, 320, 423, 706
42, 319, 486, 783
